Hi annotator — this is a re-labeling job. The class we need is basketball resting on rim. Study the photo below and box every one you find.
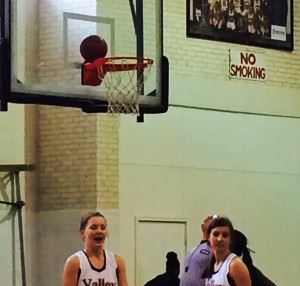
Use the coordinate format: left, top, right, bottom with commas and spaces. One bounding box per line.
80, 34, 153, 114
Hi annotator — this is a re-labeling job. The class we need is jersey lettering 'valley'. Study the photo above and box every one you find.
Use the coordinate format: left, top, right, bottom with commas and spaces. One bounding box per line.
82, 278, 117, 286
76, 249, 119, 286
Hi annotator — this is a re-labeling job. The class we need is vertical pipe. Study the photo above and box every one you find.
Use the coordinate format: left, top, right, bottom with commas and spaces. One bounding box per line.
10, 173, 16, 286
15, 172, 26, 286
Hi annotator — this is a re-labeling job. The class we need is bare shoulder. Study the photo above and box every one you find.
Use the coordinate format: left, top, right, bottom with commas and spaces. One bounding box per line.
114, 254, 129, 286
230, 256, 248, 270
115, 254, 126, 267
64, 254, 80, 271
229, 256, 251, 286
230, 256, 249, 275
62, 254, 80, 286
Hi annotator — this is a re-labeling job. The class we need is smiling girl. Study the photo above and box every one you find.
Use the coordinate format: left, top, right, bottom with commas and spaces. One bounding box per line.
62, 212, 128, 286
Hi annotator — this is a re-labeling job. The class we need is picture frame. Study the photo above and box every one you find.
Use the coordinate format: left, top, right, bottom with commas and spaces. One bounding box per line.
186, 0, 293, 51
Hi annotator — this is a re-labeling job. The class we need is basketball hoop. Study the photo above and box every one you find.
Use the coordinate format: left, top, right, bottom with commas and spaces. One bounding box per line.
94, 56, 153, 114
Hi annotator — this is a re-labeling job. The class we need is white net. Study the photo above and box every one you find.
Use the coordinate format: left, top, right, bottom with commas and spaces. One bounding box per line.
96, 57, 153, 114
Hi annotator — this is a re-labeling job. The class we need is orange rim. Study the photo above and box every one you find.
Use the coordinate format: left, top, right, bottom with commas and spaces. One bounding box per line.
93, 56, 153, 72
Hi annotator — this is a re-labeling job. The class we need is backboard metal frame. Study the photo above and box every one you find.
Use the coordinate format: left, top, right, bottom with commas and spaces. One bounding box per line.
0, 0, 168, 117
63, 12, 116, 68
0, 0, 10, 111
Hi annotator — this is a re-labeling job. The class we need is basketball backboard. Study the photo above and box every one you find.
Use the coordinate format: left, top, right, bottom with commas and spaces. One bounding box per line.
0, 0, 168, 116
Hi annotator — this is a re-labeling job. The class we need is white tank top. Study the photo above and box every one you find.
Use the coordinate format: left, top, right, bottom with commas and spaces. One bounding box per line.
76, 249, 118, 286
206, 253, 236, 286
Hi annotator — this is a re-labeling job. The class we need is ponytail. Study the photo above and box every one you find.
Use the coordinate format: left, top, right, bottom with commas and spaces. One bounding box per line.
241, 247, 253, 267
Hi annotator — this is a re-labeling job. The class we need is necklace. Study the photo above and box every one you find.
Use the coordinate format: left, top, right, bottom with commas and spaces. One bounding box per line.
213, 260, 225, 273
213, 253, 230, 274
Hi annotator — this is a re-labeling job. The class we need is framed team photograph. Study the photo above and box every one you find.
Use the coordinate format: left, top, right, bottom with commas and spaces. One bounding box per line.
186, 0, 294, 51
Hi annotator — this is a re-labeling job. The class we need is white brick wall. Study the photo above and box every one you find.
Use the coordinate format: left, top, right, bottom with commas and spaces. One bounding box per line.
38, 106, 99, 210
36, 0, 121, 211
35, 0, 300, 216
21, 1, 300, 286
96, 114, 120, 209
165, 0, 300, 89
38, 0, 97, 82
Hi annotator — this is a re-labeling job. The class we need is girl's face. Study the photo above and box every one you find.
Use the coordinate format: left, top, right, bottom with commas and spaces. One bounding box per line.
209, 226, 231, 253
80, 216, 108, 247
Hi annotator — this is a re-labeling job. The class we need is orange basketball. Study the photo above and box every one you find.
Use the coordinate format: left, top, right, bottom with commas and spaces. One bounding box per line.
80, 35, 108, 62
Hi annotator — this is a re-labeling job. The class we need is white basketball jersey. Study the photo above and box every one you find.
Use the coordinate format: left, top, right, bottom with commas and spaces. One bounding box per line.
206, 253, 236, 286
76, 249, 118, 286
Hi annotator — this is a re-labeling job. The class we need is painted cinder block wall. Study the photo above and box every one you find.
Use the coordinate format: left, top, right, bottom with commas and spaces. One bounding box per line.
1, 0, 299, 285
36, 0, 300, 285
119, 0, 300, 285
